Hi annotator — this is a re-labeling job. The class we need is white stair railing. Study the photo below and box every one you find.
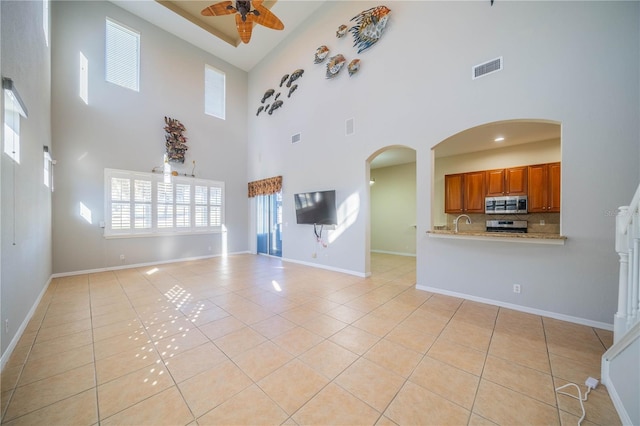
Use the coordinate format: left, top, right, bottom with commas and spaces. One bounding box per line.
602, 184, 640, 426
614, 184, 640, 342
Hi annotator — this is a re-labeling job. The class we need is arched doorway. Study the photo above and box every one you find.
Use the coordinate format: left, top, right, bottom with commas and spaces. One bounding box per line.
431, 119, 561, 231
366, 146, 417, 278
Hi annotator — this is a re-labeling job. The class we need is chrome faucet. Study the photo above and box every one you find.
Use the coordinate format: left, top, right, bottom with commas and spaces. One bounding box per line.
453, 214, 472, 233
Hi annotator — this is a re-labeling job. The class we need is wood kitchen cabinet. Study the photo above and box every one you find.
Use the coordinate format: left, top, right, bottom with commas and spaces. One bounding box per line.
485, 166, 528, 196
528, 162, 561, 212
445, 171, 485, 213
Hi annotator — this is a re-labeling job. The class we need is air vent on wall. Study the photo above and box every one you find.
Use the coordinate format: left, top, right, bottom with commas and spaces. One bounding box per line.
291, 132, 301, 144
346, 118, 355, 136
472, 56, 503, 80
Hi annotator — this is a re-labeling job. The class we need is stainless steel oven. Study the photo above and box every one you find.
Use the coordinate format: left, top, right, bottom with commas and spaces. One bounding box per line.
485, 195, 528, 214
486, 220, 528, 233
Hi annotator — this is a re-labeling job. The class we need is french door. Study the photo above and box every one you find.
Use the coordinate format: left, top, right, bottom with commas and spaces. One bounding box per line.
257, 192, 282, 257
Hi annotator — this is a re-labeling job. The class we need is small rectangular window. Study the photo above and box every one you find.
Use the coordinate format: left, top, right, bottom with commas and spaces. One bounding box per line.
205, 64, 225, 119
3, 88, 23, 164
106, 18, 140, 92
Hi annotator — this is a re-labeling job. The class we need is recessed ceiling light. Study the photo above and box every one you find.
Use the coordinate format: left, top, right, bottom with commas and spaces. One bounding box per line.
494, 137, 505, 142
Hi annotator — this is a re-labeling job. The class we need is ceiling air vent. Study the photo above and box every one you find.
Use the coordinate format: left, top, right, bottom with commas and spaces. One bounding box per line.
291, 132, 301, 144
472, 57, 503, 80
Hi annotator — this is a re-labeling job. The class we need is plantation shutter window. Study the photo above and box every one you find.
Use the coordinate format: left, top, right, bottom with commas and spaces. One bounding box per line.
105, 169, 224, 238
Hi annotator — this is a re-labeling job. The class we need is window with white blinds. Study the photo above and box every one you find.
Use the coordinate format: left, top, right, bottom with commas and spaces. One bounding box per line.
205, 64, 225, 119
105, 169, 224, 237
105, 18, 140, 92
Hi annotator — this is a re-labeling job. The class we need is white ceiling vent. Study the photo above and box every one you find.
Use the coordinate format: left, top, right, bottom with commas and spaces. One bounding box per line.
472, 57, 503, 80
346, 118, 355, 136
291, 132, 301, 144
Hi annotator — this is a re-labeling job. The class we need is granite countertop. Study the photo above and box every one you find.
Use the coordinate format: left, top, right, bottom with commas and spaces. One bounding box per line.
427, 229, 567, 242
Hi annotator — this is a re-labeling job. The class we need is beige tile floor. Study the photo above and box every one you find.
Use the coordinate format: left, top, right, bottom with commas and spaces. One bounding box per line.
0, 253, 621, 425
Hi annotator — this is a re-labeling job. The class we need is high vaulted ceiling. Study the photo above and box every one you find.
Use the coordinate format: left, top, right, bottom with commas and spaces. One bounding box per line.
111, 1, 562, 168
111, 0, 326, 72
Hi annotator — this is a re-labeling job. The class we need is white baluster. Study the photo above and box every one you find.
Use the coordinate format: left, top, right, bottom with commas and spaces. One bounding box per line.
630, 238, 639, 328
615, 206, 630, 342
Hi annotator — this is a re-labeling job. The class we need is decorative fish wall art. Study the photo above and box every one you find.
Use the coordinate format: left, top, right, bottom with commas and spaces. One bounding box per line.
347, 59, 361, 76
261, 89, 275, 103
336, 24, 348, 38
287, 69, 304, 87
350, 5, 391, 54
325, 54, 346, 79
314, 45, 330, 64
268, 100, 283, 115
312, 5, 389, 82
256, 68, 305, 117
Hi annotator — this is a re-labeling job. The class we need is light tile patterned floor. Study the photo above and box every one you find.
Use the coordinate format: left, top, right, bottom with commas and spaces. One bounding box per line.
0, 253, 621, 425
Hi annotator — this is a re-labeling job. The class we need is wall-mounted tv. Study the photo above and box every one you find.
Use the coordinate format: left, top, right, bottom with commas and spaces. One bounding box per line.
294, 190, 337, 225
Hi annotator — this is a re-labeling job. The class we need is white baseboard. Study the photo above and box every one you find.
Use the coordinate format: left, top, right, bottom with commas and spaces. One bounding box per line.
600, 376, 633, 426
1, 276, 52, 371
51, 251, 251, 278
371, 250, 416, 257
416, 284, 614, 330
281, 257, 368, 278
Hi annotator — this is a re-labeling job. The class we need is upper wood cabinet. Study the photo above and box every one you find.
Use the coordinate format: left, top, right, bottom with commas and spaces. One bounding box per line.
485, 166, 528, 197
444, 174, 464, 213
528, 162, 561, 212
445, 171, 485, 213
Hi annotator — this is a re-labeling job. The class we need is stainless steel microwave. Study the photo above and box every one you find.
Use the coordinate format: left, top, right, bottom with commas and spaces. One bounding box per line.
485, 196, 528, 214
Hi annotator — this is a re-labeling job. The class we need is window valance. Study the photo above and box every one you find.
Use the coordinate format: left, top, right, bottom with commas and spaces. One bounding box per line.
248, 176, 282, 197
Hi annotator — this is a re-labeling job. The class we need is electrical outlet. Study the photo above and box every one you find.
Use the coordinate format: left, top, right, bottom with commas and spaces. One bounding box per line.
311, 253, 317, 258
4, 319, 8, 333
513, 284, 521, 294
119, 254, 125, 261
540, 219, 545, 225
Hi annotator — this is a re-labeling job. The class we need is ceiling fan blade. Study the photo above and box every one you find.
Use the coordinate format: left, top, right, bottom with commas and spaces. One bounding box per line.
201, 1, 235, 16
253, 4, 284, 30
251, 0, 264, 8
236, 13, 254, 44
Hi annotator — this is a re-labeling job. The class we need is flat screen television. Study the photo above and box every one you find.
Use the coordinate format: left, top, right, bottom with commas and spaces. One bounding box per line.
294, 190, 337, 225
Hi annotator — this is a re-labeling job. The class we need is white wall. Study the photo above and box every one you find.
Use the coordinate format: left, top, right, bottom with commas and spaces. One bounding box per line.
51, 1, 249, 274
1, 0, 52, 355
248, 1, 640, 324
370, 162, 416, 256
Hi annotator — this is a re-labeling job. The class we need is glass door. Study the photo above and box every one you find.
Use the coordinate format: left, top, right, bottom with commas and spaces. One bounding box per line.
257, 192, 282, 257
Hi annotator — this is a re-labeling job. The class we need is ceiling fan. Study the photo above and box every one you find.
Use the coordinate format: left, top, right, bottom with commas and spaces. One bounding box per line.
201, 0, 284, 44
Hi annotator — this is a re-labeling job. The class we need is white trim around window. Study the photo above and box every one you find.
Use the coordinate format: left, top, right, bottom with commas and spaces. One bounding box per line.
104, 168, 224, 238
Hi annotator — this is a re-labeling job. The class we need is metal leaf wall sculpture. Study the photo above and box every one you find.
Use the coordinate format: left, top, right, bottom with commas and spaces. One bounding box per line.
164, 116, 188, 163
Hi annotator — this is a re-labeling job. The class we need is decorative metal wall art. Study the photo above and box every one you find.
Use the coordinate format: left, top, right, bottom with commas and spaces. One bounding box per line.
312, 5, 390, 81
256, 68, 305, 117
325, 54, 346, 79
349, 6, 391, 54
336, 24, 348, 38
347, 58, 361, 76
314, 45, 330, 64
286, 69, 304, 87
164, 116, 188, 163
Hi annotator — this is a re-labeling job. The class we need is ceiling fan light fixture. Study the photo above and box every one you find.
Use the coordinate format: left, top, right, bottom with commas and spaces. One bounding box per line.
201, 0, 284, 44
